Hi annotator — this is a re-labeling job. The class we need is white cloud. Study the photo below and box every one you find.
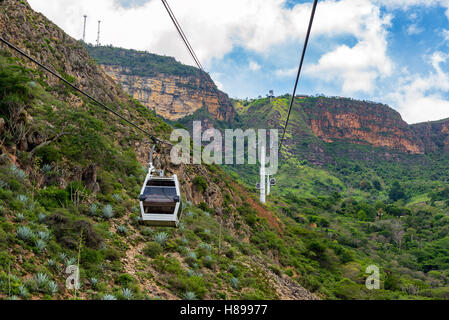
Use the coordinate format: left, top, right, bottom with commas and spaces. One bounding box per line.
249, 60, 261, 72
407, 23, 424, 35
305, 0, 392, 94
443, 29, 449, 42
275, 67, 297, 77
387, 52, 449, 123
26, 0, 394, 69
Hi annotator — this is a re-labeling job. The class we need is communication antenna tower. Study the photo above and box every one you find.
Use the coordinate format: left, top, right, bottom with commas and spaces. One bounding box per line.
96, 20, 101, 46
82, 15, 87, 42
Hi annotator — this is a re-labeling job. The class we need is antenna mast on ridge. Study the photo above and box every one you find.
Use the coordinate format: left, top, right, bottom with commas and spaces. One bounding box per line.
82, 15, 87, 42
96, 20, 101, 46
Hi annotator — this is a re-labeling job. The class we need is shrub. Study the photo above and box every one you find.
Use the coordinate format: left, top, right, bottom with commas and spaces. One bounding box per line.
37, 187, 69, 209
193, 176, 207, 193
117, 274, 135, 287
143, 242, 163, 258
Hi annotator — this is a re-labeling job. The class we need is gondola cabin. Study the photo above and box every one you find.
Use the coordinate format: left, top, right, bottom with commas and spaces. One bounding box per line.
139, 173, 181, 227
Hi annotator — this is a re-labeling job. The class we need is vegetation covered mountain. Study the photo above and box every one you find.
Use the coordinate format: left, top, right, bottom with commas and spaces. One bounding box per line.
86, 45, 235, 122
2, 0, 449, 302
224, 96, 449, 299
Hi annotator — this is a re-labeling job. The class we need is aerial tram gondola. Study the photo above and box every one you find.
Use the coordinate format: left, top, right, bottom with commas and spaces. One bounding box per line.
138, 144, 181, 227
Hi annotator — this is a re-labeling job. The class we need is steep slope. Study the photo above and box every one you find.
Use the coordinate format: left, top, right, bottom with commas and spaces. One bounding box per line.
86, 45, 235, 122
0, 0, 324, 301
411, 118, 449, 154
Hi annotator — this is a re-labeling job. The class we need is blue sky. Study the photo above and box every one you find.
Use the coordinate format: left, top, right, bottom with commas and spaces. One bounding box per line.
28, 0, 449, 123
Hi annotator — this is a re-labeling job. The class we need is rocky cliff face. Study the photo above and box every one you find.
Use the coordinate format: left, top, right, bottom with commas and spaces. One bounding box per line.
411, 119, 449, 154
102, 65, 234, 121
301, 97, 425, 154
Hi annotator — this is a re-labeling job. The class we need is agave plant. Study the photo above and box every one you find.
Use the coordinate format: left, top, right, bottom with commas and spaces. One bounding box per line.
17, 194, 28, 203
66, 257, 77, 267
18, 285, 28, 298
17, 226, 34, 242
89, 277, 98, 288
230, 277, 239, 289
102, 204, 114, 219
204, 255, 213, 263
0, 180, 7, 188
113, 193, 122, 201
8, 295, 19, 300
204, 229, 211, 235
187, 269, 196, 277
102, 294, 117, 300
47, 281, 58, 295
187, 252, 197, 260
15, 213, 26, 222
59, 252, 67, 261
42, 164, 53, 174
34, 273, 49, 290
37, 213, 47, 223
198, 243, 212, 252
38, 230, 51, 241
185, 211, 195, 218
154, 232, 168, 246
121, 288, 133, 300
89, 203, 98, 216
35, 239, 47, 253
47, 259, 56, 268
117, 225, 127, 235
10, 165, 27, 180
183, 291, 197, 300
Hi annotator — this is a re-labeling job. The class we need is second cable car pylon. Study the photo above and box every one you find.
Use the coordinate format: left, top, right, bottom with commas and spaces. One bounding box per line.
139, 144, 181, 227
257, 145, 276, 204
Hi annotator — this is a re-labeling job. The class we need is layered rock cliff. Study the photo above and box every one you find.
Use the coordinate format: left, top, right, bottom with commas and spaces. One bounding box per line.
301, 97, 425, 155
411, 118, 449, 154
86, 46, 235, 122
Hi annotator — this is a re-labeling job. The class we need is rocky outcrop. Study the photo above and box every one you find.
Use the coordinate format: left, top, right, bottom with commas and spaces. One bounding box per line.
411, 119, 449, 154
99, 64, 235, 122
301, 97, 425, 154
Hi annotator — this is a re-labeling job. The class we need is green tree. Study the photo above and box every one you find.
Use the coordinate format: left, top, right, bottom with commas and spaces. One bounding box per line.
389, 181, 406, 202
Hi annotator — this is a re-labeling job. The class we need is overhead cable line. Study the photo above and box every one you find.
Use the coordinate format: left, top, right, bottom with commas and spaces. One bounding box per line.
0, 36, 172, 146
161, 0, 203, 71
278, 0, 318, 152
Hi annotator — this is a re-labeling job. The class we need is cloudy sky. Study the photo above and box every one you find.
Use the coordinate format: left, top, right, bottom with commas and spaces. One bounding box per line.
27, 0, 449, 124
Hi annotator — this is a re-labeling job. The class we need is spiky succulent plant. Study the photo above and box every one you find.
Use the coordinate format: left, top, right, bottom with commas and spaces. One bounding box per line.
17, 226, 34, 242
121, 288, 133, 300
154, 232, 168, 246
102, 204, 114, 219
183, 291, 197, 300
